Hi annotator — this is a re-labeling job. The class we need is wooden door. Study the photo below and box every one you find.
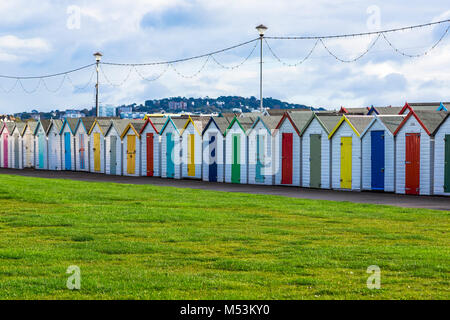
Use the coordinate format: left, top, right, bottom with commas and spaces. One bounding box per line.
445, 135, 450, 193
93, 133, 101, 172
188, 134, 195, 176
281, 133, 293, 184
231, 134, 241, 183
310, 134, 321, 188
146, 133, 154, 177
110, 136, 117, 175
14, 135, 19, 168
255, 134, 265, 183
3, 134, 8, 168
166, 133, 174, 178
38, 133, 45, 169
208, 134, 217, 182
340, 137, 352, 189
64, 132, 71, 170
127, 135, 136, 174
371, 131, 385, 190
405, 133, 420, 195
79, 134, 85, 170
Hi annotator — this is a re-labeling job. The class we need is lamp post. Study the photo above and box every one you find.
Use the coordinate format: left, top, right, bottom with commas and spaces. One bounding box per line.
256, 24, 267, 113
93, 52, 102, 117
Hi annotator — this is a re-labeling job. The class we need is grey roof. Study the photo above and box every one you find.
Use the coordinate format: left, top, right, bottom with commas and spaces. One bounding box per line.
374, 106, 403, 115
26, 121, 38, 134
240, 112, 264, 118
14, 122, 26, 134
147, 117, 167, 133
345, 115, 374, 134
39, 119, 52, 134
432, 113, 450, 134
409, 102, 442, 110
256, 115, 283, 131
51, 119, 63, 132
171, 118, 187, 132
315, 114, 342, 133
65, 118, 79, 133
376, 115, 406, 134
108, 119, 130, 136
203, 116, 232, 135
289, 111, 314, 133
413, 111, 448, 134
191, 117, 210, 132
235, 116, 256, 132
95, 118, 112, 134
267, 108, 312, 116
4, 122, 15, 133
129, 119, 146, 134
78, 117, 96, 134
342, 107, 369, 115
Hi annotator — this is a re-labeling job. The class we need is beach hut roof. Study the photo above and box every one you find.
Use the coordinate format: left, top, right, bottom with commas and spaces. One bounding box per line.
314, 114, 342, 134
276, 111, 314, 136
88, 118, 112, 135
225, 116, 256, 135
394, 110, 448, 136
266, 108, 312, 116
76, 117, 96, 134
181, 116, 209, 135
249, 115, 282, 134
431, 112, 450, 134
328, 115, 373, 138
13, 121, 26, 134
120, 119, 146, 139
105, 119, 129, 137
202, 116, 232, 136
26, 120, 38, 135
360, 115, 406, 138
59, 118, 79, 134
339, 107, 369, 115
399, 102, 445, 114
368, 105, 403, 115
4, 121, 16, 134
46, 119, 63, 135
142, 116, 167, 134
34, 119, 51, 135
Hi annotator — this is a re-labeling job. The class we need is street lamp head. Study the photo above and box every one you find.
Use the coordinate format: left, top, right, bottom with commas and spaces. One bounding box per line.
93, 52, 103, 62
256, 24, 268, 37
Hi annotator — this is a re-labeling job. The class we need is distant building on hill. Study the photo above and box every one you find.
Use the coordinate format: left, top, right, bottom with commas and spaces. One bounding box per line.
169, 101, 187, 110
99, 105, 117, 117
120, 112, 147, 119
62, 109, 85, 119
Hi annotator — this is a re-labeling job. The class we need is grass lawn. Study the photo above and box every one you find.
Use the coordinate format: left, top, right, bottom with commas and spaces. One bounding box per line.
0, 174, 448, 300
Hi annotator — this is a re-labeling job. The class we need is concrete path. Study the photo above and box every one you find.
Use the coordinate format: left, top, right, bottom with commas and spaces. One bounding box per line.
0, 168, 449, 211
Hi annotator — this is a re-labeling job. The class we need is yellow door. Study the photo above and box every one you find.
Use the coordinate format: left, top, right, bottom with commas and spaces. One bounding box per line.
340, 137, 352, 189
127, 135, 136, 174
94, 133, 101, 172
188, 134, 195, 176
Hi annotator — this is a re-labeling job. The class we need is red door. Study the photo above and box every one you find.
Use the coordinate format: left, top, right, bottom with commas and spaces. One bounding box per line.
405, 133, 420, 195
146, 133, 154, 176
281, 133, 293, 184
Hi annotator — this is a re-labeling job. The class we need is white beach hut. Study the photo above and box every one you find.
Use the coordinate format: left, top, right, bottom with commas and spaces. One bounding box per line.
74, 117, 95, 172
328, 115, 373, 191
394, 110, 447, 195
202, 116, 231, 183
104, 119, 128, 176
10, 122, 25, 169
160, 117, 185, 179
274, 111, 313, 186
301, 113, 340, 189
121, 120, 145, 177
432, 113, 450, 196
88, 118, 111, 174
33, 119, 51, 170
22, 121, 37, 168
181, 116, 209, 180
60, 118, 78, 171
360, 115, 405, 192
46, 119, 63, 171
140, 117, 165, 177
247, 116, 281, 185
224, 116, 255, 184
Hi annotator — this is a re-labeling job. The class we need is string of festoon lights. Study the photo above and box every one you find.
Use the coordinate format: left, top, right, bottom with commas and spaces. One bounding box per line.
0, 19, 448, 94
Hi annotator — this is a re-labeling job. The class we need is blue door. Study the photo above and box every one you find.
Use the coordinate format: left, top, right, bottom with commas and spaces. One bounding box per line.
208, 134, 217, 182
371, 131, 385, 190
166, 133, 174, 178
38, 133, 45, 169
64, 132, 71, 170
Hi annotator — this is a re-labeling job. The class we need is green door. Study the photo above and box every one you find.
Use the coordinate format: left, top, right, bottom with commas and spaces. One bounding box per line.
255, 134, 264, 183
231, 134, 240, 183
445, 135, 450, 193
310, 134, 322, 188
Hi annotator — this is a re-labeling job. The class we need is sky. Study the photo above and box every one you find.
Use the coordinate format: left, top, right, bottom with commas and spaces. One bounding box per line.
0, 0, 449, 113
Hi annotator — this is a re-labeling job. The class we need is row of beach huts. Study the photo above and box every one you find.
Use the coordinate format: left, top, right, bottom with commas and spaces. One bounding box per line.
1, 102, 449, 196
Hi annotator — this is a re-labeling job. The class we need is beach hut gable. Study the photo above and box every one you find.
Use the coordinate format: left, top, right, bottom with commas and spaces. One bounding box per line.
328, 116, 360, 139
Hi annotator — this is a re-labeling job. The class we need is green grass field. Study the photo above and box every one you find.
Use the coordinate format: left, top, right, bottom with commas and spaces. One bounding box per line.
0, 174, 448, 300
